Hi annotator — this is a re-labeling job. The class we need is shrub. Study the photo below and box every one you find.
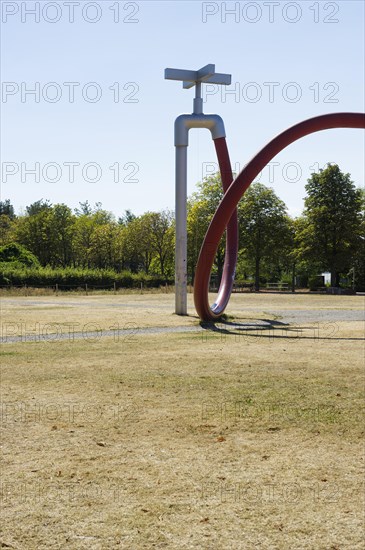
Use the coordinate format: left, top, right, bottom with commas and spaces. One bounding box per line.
308, 275, 325, 291
0, 243, 40, 267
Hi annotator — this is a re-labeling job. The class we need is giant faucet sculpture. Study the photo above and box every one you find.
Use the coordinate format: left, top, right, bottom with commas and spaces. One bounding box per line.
165, 64, 365, 322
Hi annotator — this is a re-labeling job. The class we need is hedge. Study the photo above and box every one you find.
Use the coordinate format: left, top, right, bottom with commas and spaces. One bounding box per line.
0, 265, 173, 289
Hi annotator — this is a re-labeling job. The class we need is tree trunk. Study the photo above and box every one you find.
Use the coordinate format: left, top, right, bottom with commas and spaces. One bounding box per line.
330, 266, 337, 287
159, 252, 165, 278
255, 256, 260, 292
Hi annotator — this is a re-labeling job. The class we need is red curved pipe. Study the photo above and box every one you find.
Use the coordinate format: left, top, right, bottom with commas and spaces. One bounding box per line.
211, 137, 238, 316
194, 112, 365, 321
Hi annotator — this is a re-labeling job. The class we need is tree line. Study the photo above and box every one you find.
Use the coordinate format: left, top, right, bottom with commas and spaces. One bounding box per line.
1, 164, 364, 290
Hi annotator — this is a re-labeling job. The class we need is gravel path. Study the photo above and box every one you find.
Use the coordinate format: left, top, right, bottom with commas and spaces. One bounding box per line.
0, 321, 278, 344
2, 298, 364, 322
1, 298, 363, 344
267, 309, 364, 323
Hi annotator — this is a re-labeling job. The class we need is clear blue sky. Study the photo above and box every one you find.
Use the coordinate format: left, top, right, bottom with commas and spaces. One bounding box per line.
1, 0, 364, 219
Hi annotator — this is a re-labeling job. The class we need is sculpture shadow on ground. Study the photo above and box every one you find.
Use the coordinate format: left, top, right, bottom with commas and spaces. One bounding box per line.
199, 318, 363, 342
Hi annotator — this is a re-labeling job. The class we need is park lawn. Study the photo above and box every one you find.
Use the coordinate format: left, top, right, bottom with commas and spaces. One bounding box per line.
1, 307, 364, 549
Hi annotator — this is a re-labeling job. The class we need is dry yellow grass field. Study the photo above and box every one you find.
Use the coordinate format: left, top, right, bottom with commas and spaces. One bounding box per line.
1, 293, 364, 549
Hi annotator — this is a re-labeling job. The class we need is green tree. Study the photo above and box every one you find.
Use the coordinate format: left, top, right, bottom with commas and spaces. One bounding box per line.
74, 200, 93, 216
51, 204, 75, 267
118, 209, 136, 226
15, 206, 54, 265
121, 211, 174, 276
15, 203, 75, 267
296, 164, 363, 287
0, 200, 16, 220
72, 207, 114, 268
342, 187, 365, 291
124, 214, 154, 274
238, 183, 291, 291
89, 223, 124, 269
148, 210, 174, 277
351, 234, 365, 291
72, 215, 94, 268
187, 173, 226, 284
0, 214, 16, 245
26, 199, 52, 216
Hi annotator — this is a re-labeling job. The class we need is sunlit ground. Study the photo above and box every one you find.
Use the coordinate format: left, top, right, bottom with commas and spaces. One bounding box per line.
1, 293, 364, 549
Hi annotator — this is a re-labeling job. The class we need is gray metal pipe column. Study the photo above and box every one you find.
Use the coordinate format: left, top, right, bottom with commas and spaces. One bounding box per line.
175, 144, 188, 314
